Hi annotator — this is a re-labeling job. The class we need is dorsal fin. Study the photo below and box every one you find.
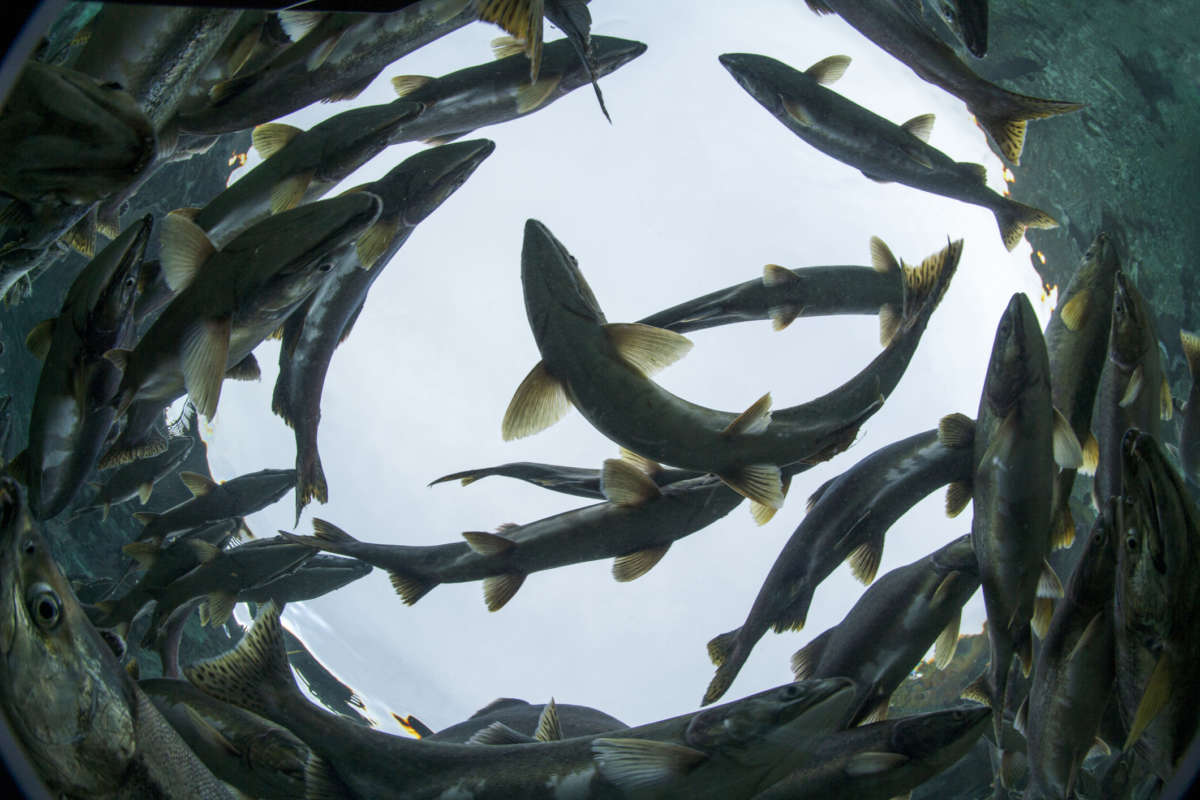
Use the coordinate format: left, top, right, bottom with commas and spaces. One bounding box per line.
251, 122, 303, 159
179, 471, 218, 497
901, 113, 935, 142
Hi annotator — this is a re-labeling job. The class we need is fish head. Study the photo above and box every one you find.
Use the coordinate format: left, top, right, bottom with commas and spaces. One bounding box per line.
0, 478, 136, 795
235, 192, 381, 314
522, 219, 607, 329
1109, 271, 1151, 366
314, 100, 424, 164
684, 677, 856, 751
226, 468, 298, 510
3, 63, 156, 208
719, 53, 800, 120
982, 292, 1046, 414
85, 214, 152, 336
586, 36, 649, 80
930, 533, 979, 578
888, 706, 991, 769
373, 138, 496, 228
1065, 496, 1119, 607
1114, 481, 1170, 644
1082, 232, 1120, 276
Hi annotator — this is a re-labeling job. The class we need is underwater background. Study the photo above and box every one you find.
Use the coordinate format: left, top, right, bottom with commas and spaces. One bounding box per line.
0, 1, 1197, 798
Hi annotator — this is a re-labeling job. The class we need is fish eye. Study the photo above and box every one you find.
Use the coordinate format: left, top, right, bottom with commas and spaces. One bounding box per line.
22, 537, 36, 556
26, 583, 61, 631
781, 684, 800, 700
1125, 535, 1138, 552
318, 261, 334, 273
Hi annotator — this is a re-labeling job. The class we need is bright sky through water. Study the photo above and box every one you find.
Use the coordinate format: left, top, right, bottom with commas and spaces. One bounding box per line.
203, 0, 1055, 733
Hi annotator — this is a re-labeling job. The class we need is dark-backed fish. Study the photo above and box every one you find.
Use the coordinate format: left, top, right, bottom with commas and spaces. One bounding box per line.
0, 478, 233, 798
282, 464, 745, 611
719, 52, 1058, 250
131, 468, 296, 544
71, 434, 194, 521
271, 139, 494, 522
703, 419, 975, 705
22, 216, 150, 519
387, 36, 645, 145
790, 534, 980, 725
504, 219, 958, 515
803, 0, 1078, 162
187, 601, 858, 799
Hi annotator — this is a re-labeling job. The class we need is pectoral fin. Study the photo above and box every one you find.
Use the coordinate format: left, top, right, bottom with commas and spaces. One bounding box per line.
1059, 287, 1089, 331
516, 76, 560, 114
601, 458, 661, 506
179, 471, 217, 497
501, 360, 571, 441
24, 318, 54, 360
160, 212, 215, 292
270, 171, 314, 214
251, 122, 303, 159
356, 218, 400, 270
1125, 654, 1170, 750
1119, 364, 1144, 408
1052, 407, 1083, 468
845, 752, 908, 776
604, 323, 693, 376
592, 738, 708, 792
934, 610, 961, 669
180, 317, 231, 420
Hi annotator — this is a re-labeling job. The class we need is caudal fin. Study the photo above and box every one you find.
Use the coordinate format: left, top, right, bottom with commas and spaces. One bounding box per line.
995, 200, 1058, 252
973, 92, 1083, 165
185, 601, 300, 720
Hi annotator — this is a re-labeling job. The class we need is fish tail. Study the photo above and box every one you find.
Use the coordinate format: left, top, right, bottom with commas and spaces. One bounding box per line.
185, 601, 301, 720
994, 199, 1058, 252
972, 92, 1083, 165
703, 656, 744, 707
295, 445, 327, 525
901, 238, 963, 322
706, 628, 739, 666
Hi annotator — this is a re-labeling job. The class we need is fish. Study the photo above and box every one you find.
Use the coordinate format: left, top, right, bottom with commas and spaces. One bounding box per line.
174, 0, 481, 135
802, 0, 1079, 162
71, 434, 195, 521
637, 236, 944, 344
748, 706, 991, 799
228, 552, 373, 606
1042, 233, 1120, 547
189, 99, 423, 248
270, 139, 494, 522
0, 477, 234, 798
1178, 329, 1200, 486
142, 535, 317, 640
1115, 431, 1200, 780
141, 676, 310, 800
0, 62, 156, 215
790, 533, 980, 725
130, 468, 296, 544
20, 215, 151, 519
504, 219, 958, 514
281, 625, 373, 726
387, 35, 646, 146
1022, 497, 1119, 800
428, 697, 628, 743
970, 292, 1080, 749
105, 191, 382, 447
388, 35, 643, 146
1092, 270, 1172, 509
186, 601, 859, 798
702, 419, 976, 706
0, 62, 156, 295
281, 466, 745, 611
87, 518, 244, 634
719, 52, 1058, 251
70, 6, 242, 131
429, 454, 700, 500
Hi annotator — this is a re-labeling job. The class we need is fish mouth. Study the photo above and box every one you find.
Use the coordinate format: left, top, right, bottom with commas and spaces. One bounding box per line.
592, 37, 649, 77
400, 139, 496, 227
